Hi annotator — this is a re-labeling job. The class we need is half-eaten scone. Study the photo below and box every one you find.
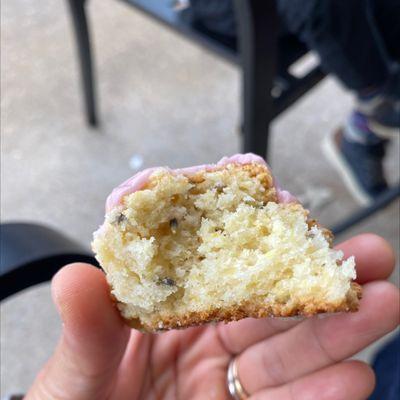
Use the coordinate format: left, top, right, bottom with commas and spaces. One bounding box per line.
92, 154, 361, 332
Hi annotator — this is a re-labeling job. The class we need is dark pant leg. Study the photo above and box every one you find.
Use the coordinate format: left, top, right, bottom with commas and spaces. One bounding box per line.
369, 334, 400, 400
278, 0, 393, 91
372, 0, 400, 62
371, 0, 400, 97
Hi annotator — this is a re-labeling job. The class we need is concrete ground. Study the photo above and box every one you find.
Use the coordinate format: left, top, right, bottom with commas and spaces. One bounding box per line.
1, 0, 399, 396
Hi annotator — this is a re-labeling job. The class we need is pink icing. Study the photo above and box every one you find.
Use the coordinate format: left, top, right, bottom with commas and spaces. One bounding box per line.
105, 153, 297, 212
276, 189, 297, 203
105, 167, 160, 212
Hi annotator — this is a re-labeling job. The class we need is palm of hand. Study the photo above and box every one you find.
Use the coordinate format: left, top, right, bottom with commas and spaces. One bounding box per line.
122, 326, 230, 399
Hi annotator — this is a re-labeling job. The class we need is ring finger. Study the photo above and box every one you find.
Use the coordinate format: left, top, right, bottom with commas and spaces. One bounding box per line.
250, 360, 375, 400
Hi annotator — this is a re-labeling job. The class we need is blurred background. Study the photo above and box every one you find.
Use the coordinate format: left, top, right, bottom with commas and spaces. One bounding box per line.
1, 0, 399, 396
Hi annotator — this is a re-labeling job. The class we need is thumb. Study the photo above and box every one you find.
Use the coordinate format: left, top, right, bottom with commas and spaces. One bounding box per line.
26, 263, 130, 400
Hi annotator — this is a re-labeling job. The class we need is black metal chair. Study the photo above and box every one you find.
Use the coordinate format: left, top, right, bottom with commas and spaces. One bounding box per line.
0, 223, 97, 301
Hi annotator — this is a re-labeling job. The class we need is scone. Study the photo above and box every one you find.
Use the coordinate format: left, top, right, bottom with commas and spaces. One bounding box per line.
92, 153, 361, 332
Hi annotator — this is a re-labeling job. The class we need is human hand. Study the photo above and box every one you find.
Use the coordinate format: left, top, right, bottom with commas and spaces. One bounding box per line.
26, 234, 399, 400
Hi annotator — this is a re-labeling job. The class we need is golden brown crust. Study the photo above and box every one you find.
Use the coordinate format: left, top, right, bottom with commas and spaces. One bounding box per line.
122, 282, 362, 333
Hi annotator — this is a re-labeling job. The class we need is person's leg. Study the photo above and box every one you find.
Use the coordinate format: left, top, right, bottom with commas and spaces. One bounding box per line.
278, 0, 390, 91
279, 0, 399, 133
356, 0, 400, 135
372, 0, 400, 63
279, 0, 398, 204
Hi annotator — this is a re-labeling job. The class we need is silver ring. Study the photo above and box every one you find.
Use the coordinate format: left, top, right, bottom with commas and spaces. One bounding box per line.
227, 358, 249, 400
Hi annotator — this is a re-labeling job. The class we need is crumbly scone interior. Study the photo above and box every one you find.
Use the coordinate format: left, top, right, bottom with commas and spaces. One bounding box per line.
93, 164, 356, 329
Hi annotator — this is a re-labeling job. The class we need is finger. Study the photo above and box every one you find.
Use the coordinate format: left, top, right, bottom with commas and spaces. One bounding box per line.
218, 233, 395, 355
238, 281, 399, 393
110, 331, 151, 400
26, 263, 130, 400
336, 233, 395, 284
250, 361, 375, 400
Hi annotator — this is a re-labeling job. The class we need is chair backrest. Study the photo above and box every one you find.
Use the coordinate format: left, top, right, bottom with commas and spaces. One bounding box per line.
0, 223, 97, 301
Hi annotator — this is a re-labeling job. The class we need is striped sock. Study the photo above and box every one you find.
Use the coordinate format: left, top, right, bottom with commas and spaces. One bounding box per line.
343, 111, 384, 145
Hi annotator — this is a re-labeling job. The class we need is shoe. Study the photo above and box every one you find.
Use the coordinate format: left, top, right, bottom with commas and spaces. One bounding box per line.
322, 129, 388, 205
357, 96, 400, 138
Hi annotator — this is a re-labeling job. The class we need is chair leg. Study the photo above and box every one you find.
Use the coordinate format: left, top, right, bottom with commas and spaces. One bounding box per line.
67, 0, 98, 126
233, 0, 278, 161
331, 184, 400, 235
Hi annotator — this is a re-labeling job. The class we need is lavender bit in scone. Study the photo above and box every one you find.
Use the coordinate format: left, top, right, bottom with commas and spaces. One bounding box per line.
169, 218, 178, 234
159, 277, 176, 287
113, 213, 127, 225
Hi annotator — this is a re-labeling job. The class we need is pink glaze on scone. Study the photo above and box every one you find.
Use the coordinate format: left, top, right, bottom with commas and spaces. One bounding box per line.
105, 153, 297, 212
